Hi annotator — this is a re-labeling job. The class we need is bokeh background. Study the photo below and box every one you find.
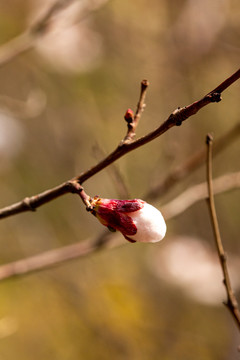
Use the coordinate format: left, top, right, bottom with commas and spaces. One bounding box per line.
0, 0, 239, 359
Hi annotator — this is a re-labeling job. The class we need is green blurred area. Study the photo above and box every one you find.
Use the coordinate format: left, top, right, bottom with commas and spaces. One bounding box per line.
0, 0, 239, 359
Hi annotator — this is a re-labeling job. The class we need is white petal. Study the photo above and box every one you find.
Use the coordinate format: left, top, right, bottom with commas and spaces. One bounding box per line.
129, 203, 166, 243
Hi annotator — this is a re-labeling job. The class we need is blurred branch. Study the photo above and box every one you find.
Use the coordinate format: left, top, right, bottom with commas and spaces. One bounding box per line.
161, 171, 240, 220
0, 170, 240, 281
0, 89, 47, 119
0, 69, 239, 219
206, 134, 240, 332
0, 230, 113, 281
146, 122, 240, 200
0, 32, 34, 68
0, 0, 76, 67
30, 0, 76, 34
0, 0, 108, 67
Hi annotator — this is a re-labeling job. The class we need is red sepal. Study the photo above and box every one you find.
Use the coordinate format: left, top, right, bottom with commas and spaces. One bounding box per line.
95, 199, 144, 236
124, 235, 136, 243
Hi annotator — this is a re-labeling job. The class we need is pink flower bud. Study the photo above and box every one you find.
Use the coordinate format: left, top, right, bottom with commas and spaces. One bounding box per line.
91, 198, 166, 243
124, 108, 134, 123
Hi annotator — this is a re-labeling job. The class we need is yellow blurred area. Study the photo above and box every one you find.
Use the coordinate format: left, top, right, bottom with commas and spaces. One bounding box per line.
0, 0, 239, 359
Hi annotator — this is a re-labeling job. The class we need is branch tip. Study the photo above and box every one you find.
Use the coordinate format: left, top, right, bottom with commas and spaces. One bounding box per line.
206, 133, 213, 144
141, 79, 149, 90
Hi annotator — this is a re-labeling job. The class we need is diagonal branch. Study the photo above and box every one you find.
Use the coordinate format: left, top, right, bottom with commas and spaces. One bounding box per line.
75, 68, 240, 184
1, 127, 240, 280
0, 230, 113, 281
206, 134, 240, 331
0, 69, 239, 219
30, 0, 76, 35
0, 170, 240, 281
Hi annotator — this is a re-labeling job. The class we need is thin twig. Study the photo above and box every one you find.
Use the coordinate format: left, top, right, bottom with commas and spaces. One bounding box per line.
76, 68, 240, 184
0, 69, 239, 219
122, 79, 149, 143
206, 134, 240, 331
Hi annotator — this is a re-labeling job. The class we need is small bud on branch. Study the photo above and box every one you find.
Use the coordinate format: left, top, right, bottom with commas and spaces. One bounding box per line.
124, 108, 134, 124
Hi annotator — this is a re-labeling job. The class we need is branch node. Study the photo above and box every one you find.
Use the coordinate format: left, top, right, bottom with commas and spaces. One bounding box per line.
206, 133, 213, 144
66, 181, 83, 194
66, 181, 93, 210
176, 120, 182, 126
23, 197, 36, 212
209, 92, 222, 103
169, 107, 187, 126
220, 253, 227, 262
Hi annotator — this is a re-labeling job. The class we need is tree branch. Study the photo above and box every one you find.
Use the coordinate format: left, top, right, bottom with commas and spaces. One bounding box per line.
1, 130, 240, 280
0, 170, 239, 281
75, 68, 240, 184
206, 134, 240, 331
0, 230, 113, 281
0, 69, 239, 219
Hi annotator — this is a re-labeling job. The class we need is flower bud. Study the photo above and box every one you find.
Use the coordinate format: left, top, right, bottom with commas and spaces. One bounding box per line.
124, 108, 134, 123
91, 198, 166, 243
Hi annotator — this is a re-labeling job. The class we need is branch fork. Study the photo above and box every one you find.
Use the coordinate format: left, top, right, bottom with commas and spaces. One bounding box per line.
0, 69, 239, 220
65, 180, 93, 211
122, 79, 149, 144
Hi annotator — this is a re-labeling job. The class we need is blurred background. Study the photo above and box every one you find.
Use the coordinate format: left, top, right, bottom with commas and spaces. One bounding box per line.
0, 0, 239, 359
